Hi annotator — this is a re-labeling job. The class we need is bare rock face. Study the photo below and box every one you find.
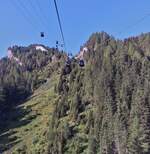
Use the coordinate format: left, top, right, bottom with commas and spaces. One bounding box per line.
35, 45, 48, 52
7, 48, 23, 66
7, 49, 13, 59
76, 47, 88, 60
51, 54, 58, 63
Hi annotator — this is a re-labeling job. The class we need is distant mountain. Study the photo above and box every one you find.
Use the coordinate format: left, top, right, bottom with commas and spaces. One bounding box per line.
1, 32, 150, 154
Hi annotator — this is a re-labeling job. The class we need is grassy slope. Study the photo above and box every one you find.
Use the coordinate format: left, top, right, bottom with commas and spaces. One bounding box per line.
1, 72, 60, 154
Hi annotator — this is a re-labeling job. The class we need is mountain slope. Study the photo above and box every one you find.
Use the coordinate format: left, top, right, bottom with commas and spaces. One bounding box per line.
48, 32, 150, 154
0, 45, 65, 153
0, 32, 150, 154
1, 72, 60, 154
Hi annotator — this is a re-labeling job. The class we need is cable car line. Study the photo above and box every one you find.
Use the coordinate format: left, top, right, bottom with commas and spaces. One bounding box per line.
17, 0, 43, 33
9, 0, 40, 33
28, 0, 49, 32
18, 0, 46, 33
118, 13, 150, 35
10, 0, 50, 39
53, 0, 66, 51
28, 0, 52, 39
36, 0, 50, 27
95, 12, 150, 50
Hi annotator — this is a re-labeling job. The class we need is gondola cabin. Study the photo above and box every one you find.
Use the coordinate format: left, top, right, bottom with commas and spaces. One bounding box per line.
56, 41, 59, 49
79, 59, 85, 67
41, 32, 44, 37
65, 57, 71, 66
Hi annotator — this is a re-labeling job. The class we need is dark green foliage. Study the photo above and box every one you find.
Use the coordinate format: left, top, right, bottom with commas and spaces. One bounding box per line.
0, 87, 5, 104
1, 32, 150, 153
48, 32, 150, 154
0, 45, 64, 132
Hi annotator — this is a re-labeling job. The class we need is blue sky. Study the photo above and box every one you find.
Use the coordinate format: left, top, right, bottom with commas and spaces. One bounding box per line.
0, 0, 150, 58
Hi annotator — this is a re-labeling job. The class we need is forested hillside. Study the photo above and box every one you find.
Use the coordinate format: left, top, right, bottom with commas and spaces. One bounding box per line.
0, 44, 64, 112
1, 32, 150, 154
48, 32, 150, 154
0, 45, 65, 153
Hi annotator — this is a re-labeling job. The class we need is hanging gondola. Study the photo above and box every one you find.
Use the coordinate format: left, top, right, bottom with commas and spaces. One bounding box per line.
64, 55, 72, 75
40, 32, 44, 37
65, 53, 72, 66
56, 41, 59, 49
56, 41, 64, 49
65, 57, 71, 66
79, 59, 85, 67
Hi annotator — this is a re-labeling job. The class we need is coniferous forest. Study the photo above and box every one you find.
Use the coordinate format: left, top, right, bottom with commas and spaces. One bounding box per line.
0, 32, 150, 154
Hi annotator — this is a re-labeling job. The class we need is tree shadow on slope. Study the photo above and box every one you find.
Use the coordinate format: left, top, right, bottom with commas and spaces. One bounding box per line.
0, 105, 37, 152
